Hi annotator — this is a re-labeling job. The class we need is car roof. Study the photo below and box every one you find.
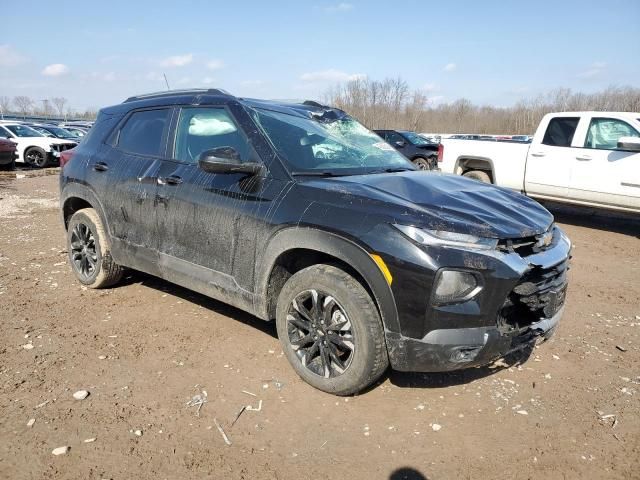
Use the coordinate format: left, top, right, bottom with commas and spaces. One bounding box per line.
103, 89, 343, 119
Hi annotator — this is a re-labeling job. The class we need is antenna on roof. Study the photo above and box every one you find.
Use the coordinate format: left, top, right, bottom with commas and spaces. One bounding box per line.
163, 73, 171, 91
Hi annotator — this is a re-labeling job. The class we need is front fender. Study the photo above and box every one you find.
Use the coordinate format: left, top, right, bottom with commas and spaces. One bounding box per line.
256, 227, 400, 334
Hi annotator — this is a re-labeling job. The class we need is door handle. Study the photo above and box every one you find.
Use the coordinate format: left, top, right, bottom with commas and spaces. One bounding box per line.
158, 175, 183, 185
93, 162, 109, 172
530, 152, 545, 157
575, 155, 592, 161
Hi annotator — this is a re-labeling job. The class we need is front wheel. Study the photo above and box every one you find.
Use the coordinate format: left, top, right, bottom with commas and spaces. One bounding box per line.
276, 264, 389, 395
24, 147, 51, 168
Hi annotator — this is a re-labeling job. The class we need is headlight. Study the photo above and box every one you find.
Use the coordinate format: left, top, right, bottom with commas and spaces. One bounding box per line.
394, 225, 498, 250
432, 269, 481, 305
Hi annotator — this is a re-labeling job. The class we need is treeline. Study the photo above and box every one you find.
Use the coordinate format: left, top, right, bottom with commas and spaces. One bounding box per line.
0, 95, 97, 120
324, 79, 640, 134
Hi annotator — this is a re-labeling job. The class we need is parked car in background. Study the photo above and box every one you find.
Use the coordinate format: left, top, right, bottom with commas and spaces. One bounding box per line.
28, 123, 82, 141
0, 137, 18, 170
439, 111, 640, 213
59, 121, 93, 130
373, 129, 438, 170
63, 126, 88, 138
60, 89, 571, 395
0, 122, 77, 168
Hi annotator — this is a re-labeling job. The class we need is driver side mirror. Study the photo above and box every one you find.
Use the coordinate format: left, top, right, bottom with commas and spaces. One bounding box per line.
198, 147, 263, 175
394, 140, 406, 148
617, 136, 640, 152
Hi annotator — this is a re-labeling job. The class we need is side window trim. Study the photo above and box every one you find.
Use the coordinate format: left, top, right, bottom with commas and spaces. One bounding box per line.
112, 107, 172, 158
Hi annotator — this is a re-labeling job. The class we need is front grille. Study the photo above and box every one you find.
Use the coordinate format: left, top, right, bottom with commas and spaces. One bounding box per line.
51, 143, 76, 152
498, 258, 568, 333
497, 226, 554, 257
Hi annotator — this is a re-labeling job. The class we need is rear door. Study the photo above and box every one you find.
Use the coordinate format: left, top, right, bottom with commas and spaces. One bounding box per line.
569, 115, 640, 210
88, 107, 172, 273
524, 115, 581, 199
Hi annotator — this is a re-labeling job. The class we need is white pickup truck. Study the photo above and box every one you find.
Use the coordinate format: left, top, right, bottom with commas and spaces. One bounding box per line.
438, 112, 640, 213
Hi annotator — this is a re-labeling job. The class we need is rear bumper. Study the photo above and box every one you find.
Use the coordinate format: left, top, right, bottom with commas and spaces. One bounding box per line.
386, 305, 563, 372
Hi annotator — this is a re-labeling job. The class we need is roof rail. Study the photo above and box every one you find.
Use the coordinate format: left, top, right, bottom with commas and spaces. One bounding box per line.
123, 88, 232, 103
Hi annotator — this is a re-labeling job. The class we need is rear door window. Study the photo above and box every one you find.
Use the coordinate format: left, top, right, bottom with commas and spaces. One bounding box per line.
542, 117, 580, 147
584, 118, 640, 150
117, 108, 170, 156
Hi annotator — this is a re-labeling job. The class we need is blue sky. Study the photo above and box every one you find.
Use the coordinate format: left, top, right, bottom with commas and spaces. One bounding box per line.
1, 0, 638, 111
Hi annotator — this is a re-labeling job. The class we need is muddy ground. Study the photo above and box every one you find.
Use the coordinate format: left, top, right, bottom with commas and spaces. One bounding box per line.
0, 170, 638, 480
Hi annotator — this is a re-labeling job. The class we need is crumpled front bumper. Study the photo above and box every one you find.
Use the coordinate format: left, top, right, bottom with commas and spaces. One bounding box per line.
386, 304, 564, 372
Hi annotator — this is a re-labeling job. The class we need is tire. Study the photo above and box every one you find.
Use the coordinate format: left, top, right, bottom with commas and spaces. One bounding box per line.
0, 158, 15, 171
463, 169, 492, 183
276, 264, 389, 395
67, 208, 123, 288
412, 156, 431, 170
24, 147, 51, 168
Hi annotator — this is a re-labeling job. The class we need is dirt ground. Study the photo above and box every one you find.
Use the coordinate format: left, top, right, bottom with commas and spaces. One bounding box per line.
0, 170, 638, 480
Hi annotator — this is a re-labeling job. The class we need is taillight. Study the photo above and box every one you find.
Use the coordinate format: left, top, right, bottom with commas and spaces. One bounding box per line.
60, 148, 76, 168
437, 143, 444, 162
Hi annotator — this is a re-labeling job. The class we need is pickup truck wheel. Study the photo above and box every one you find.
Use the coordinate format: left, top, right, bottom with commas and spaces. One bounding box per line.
276, 264, 389, 395
412, 157, 431, 170
463, 170, 492, 183
67, 208, 123, 288
24, 147, 50, 168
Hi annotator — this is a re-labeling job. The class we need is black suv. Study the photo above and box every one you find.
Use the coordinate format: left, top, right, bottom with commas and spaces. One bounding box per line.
60, 89, 571, 395
373, 129, 439, 170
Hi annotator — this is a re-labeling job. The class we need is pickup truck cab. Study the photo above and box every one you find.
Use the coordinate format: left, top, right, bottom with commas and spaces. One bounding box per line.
439, 112, 640, 213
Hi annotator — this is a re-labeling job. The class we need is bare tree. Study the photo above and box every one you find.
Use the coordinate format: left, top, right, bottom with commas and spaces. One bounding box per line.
13, 96, 34, 119
325, 78, 640, 135
0, 96, 11, 118
51, 97, 68, 117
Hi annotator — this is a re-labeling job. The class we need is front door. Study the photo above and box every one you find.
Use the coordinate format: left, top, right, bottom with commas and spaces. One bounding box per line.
570, 116, 640, 210
154, 105, 268, 297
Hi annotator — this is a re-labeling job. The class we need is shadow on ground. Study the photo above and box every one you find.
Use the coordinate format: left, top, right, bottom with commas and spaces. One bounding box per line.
543, 201, 640, 238
389, 467, 429, 480
118, 270, 278, 340
386, 344, 534, 390
117, 270, 536, 393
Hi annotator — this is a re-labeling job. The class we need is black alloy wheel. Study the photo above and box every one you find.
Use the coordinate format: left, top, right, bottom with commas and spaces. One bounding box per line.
70, 222, 98, 280
286, 289, 355, 378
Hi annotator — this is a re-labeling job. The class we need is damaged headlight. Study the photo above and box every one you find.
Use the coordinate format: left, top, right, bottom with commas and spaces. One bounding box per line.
394, 225, 498, 250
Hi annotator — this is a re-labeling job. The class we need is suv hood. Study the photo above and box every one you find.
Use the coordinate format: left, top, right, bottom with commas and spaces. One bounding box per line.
315, 171, 553, 239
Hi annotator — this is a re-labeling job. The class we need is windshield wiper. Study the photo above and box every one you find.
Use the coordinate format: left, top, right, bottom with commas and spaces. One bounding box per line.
291, 171, 346, 177
368, 167, 415, 174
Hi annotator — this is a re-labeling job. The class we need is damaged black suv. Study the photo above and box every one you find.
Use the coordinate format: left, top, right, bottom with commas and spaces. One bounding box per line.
60, 89, 571, 395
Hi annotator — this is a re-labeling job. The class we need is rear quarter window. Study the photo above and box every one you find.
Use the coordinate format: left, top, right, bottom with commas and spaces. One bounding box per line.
542, 117, 580, 147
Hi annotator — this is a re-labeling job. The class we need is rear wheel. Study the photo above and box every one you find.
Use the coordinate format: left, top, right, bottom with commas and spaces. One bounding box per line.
412, 156, 431, 170
276, 264, 388, 395
67, 208, 123, 288
24, 147, 51, 168
463, 169, 492, 183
